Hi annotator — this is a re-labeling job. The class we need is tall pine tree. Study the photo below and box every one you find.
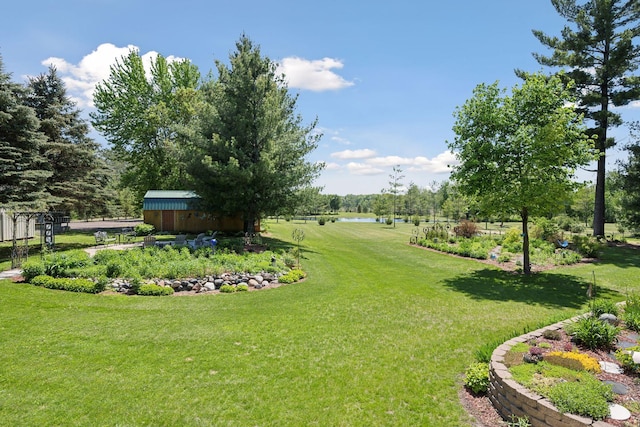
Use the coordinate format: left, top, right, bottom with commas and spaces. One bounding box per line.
25, 66, 110, 215
0, 55, 51, 210
526, 0, 640, 236
187, 35, 324, 232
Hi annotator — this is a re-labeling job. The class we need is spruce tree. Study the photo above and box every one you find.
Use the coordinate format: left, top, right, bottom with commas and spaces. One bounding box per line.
0, 55, 51, 209
25, 66, 108, 215
526, 0, 640, 236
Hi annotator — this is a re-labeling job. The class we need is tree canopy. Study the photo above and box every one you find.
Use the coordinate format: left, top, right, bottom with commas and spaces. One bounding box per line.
0, 56, 51, 210
526, 0, 640, 236
448, 73, 593, 274
91, 51, 201, 200
186, 35, 324, 231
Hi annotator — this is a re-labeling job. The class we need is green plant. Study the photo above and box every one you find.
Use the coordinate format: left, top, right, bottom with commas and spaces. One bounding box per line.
318, 217, 326, 226
623, 293, 640, 332
30, 275, 103, 294
134, 223, 155, 236
138, 283, 174, 296
21, 260, 45, 282
464, 362, 489, 394
572, 235, 604, 258
589, 298, 619, 317
546, 378, 613, 420
615, 345, 640, 373
506, 415, 531, 427
219, 284, 235, 293
278, 269, 306, 284
236, 283, 249, 292
385, 218, 393, 225
566, 316, 619, 350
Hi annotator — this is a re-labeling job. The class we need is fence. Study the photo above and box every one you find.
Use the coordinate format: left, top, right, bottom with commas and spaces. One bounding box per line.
0, 210, 36, 242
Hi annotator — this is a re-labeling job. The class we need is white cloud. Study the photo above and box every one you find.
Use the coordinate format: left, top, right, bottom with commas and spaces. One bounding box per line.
331, 149, 377, 160
41, 43, 183, 108
278, 56, 354, 91
325, 162, 342, 170
347, 162, 386, 176
410, 151, 458, 173
331, 135, 351, 145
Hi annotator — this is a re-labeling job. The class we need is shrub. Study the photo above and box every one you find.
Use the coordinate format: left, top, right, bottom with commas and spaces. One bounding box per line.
138, 283, 174, 296
544, 351, 601, 373
385, 218, 393, 225
453, 220, 479, 238
219, 284, 235, 293
566, 316, 619, 350
546, 377, 613, 420
530, 217, 561, 242
278, 269, 306, 284
22, 260, 45, 282
464, 362, 489, 394
590, 299, 619, 317
412, 216, 420, 226
318, 217, 326, 225
623, 293, 640, 332
572, 235, 603, 258
134, 223, 155, 236
236, 283, 249, 292
30, 275, 103, 294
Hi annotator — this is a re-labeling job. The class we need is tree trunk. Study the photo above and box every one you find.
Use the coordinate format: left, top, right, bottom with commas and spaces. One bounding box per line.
593, 147, 606, 237
522, 209, 531, 275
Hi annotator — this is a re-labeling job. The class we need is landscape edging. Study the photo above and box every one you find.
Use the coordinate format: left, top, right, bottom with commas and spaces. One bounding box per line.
488, 315, 617, 427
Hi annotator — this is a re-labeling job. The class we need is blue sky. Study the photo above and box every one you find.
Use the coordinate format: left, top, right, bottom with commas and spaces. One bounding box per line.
2, 0, 639, 195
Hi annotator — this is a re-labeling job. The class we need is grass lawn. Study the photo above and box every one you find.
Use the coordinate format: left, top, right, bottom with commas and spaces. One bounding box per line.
0, 221, 638, 426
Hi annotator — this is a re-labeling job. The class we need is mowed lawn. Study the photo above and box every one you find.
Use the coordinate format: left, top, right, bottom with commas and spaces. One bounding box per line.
0, 221, 638, 426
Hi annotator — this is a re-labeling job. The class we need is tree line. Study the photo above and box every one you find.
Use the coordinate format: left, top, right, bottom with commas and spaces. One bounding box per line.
1, 36, 323, 229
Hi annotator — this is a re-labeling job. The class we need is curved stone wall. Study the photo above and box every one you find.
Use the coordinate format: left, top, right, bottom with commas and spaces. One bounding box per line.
489, 316, 616, 427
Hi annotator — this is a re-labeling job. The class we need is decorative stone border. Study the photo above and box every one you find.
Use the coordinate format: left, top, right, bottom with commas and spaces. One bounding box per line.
489, 315, 617, 427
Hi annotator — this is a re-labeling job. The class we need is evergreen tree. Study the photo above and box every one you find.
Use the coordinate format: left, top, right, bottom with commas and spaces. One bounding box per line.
187, 35, 324, 232
526, 0, 640, 236
25, 66, 108, 215
0, 55, 51, 209
619, 124, 640, 230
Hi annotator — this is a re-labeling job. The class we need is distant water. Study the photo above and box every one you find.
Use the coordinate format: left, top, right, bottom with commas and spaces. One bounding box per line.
336, 217, 403, 223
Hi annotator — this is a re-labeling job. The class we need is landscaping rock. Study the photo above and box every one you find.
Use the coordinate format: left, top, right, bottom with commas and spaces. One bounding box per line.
248, 278, 259, 287
609, 403, 631, 420
599, 313, 619, 325
203, 282, 216, 291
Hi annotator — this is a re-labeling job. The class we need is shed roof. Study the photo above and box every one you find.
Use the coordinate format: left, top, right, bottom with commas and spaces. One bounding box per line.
143, 190, 202, 211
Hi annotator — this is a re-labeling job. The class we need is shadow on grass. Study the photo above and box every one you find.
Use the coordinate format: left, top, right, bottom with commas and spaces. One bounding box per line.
596, 244, 640, 269
443, 268, 620, 309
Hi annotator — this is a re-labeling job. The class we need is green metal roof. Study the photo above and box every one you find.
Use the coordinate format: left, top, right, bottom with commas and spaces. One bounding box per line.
143, 190, 202, 211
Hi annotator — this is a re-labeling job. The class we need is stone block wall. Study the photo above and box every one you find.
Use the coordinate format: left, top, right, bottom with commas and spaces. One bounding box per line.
488, 316, 616, 427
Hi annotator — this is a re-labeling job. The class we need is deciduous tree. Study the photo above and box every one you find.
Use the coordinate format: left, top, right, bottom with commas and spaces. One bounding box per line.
449, 73, 593, 274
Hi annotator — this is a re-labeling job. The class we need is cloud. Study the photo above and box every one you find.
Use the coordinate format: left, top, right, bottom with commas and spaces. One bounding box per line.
331, 149, 377, 160
347, 162, 386, 176
41, 43, 183, 108
325, 162, 342, 170
278, 57, 354, 91
410, 151, 459, 173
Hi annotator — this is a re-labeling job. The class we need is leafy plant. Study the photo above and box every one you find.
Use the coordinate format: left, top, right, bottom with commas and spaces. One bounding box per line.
219, 284, 236, 293
138, 283, 174, 296
566, 316, 619, 350
236, 283, 249, 292
464, 362, 489, 394
546, 378, 613, 420
278, 269, 306, 284
30, 275, 103, 294
506, 415, 531, 427
589, 299, 619, 317
572, 235, 604, 258
615, 345, 640, 373
542, 329, 561, 340
134, 223, 155, 236
623, 293, 640, 332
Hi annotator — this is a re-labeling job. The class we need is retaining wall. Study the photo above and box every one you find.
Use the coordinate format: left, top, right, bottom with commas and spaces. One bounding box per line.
489, 316, 616, 427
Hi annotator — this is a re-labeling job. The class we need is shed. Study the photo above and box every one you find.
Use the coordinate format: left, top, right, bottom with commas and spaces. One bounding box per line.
142, 190, 257, 233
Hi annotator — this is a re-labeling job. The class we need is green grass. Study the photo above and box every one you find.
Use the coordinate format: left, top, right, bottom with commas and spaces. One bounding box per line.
0, 221, 638, 426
